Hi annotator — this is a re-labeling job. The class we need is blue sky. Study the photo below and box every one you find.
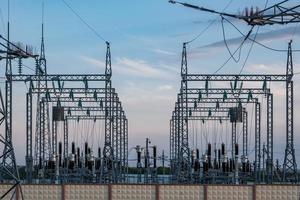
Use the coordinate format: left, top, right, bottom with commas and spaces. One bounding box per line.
1, 0, 300, 166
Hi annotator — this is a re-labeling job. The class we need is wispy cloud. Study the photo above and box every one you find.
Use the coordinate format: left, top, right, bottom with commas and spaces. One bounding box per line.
152, 48, 176, 56
197, 26, 299, 49
244, 63, 285, 74
157, 84, 173, 91
81, 56, 177, 80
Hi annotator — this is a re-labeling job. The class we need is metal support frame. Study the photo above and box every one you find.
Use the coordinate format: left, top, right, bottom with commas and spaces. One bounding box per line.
266, 93, 273, 183
283, 41, 297, 182
255, 102, 261, 183
242, 111, 248, 160
177, 43, 191, 182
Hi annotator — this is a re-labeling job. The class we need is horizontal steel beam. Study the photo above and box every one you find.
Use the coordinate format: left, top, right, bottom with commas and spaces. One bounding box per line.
30, 88, 115, 94
8, 74, 107, 82
171, 116, 230, 120
175, 97, 258, 104
185, 88, 270, 94
185, 74, 287, 82
66, 115, 127, 120
41, 96, 119, 102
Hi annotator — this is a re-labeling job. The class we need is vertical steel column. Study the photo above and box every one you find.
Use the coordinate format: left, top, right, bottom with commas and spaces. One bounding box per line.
2, 22, 20, 188
255, 102, 261, 183
120, 111, 125, 182
178, 42, 190, 182
175, 104, 180, 178
34, 58, 41, 167
63, 119, 68, 161
52, 120, 57, 156
231, 121, 237, 160
112, 100, 120, 182
283, 41, 297, 182
102, 42, 114, 183
124, 118, 128, 180
26, 92, 33, 183
170, 119, 174, 164
39, 100, 44, 172
266, 93, 273, 183
242, 111, 248, 158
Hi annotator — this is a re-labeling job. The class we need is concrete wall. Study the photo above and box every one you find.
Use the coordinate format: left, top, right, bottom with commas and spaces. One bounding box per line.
207, 185, 252, 200
159, 185, 204, 200
1, 184, 300, 200
64, 184, 108, 200
0, 184, 16, 200
22, 184, 62, 200
256, 185, 300, 200
111, 184, 156, 200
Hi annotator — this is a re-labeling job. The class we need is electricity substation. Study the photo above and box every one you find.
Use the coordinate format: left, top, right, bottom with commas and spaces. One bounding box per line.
1, 0, 300, 199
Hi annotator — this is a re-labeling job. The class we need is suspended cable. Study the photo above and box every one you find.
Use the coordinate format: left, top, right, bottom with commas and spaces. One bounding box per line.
221, 16, 243, 63
239, 26, 260, 74
213, 26, 253, 74
12, 60, 35, 72
222, 16, 300, 52
61, 0, 107, 43
186, 0, 234, 44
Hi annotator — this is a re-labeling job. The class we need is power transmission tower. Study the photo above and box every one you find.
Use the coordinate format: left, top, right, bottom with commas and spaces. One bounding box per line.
0, 23, 22, 199
282, 41, 297, 182
34, 21, 51, 182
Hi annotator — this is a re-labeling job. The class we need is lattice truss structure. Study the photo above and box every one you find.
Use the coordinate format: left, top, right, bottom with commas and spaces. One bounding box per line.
0, 24, 128, 195
169, 42, 296, 184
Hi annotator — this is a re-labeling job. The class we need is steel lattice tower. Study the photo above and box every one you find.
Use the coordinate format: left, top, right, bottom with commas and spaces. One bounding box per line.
177, 42, 191, 182
1, 22, 22, 199
283, 41, 297, 182
34, 22, 51, 180
101, 42, 116, 182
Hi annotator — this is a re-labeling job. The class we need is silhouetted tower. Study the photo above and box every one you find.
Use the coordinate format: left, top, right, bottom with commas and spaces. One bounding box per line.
34, 9, 51, 178
1, 20, 22, 198
101, 42, 116, 182
177, 42, 191, 182
283, 41, 297, 182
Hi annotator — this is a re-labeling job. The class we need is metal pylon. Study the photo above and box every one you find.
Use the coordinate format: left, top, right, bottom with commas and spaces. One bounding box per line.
34, 23, 51, 181
1, 22, 22, 199
177, 42, 191, 182
101, 41, 116, 182
283, 41, 297, 182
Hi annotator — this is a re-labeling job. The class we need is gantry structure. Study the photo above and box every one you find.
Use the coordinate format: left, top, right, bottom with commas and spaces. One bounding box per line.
169, 41, 295, 183
0, 21, 129, 200
169, 0, 300, 182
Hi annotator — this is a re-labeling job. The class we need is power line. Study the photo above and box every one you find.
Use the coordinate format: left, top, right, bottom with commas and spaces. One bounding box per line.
222, 16, 300, 52
213, 28, 252, 74
186, 0, 234, 44
221, 16, 244, 63
238, 0, 270, 74
61, 0, 107, 43
239, 26, 259, 74
12, 60, 35, 72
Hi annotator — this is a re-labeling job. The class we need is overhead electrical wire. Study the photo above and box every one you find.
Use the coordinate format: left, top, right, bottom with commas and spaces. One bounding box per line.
222, 16, 300, 52
239, 26, 260, 74
12, 60, 35, 72
221, 16, 245, 63
213, 28, 252, 74
186, 0, 234, 44
61, 0, 107, 43
238, 0, 269, 74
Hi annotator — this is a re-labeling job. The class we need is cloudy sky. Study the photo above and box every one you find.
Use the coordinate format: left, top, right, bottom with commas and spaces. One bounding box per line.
0, 0, 300, 166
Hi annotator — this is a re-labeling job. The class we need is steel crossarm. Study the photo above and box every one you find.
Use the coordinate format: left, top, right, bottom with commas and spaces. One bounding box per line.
9, 74, 107, 82
185, 74, 287, 82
